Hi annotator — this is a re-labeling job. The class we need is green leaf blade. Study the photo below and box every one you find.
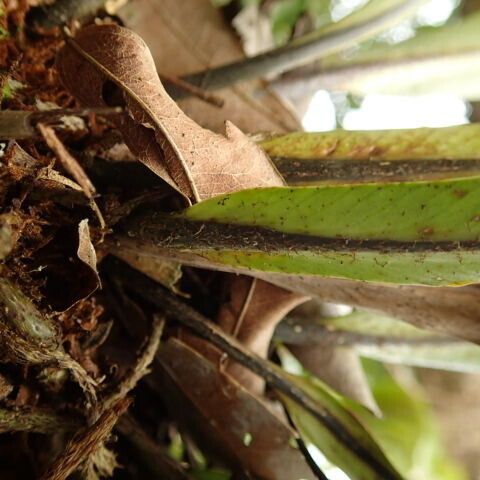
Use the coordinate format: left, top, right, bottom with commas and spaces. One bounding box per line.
263, 126, 480, 185
276, 349, 404, 480
191, 249, 480, 286
183, 179, 480, 242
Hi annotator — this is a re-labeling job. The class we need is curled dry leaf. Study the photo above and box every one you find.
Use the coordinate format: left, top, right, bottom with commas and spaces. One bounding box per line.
57, 24, 284, 203
215, 275, 307, 394
118, 0, 300, 133
38, 125, 106, 228
77, 219, 101, 298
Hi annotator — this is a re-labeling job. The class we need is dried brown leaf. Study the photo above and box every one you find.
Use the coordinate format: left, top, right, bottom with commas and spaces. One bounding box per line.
76, 218, 101, 299
118, 0, 300, 134
215, 276, 306, 393
156, 338, 314, 480
37, 167, 84, 192
57, 24, 285, 202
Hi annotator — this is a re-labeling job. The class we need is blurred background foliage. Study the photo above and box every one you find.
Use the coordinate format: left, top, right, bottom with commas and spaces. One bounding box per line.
211, 0, 480, 131
202, 2, 480, 479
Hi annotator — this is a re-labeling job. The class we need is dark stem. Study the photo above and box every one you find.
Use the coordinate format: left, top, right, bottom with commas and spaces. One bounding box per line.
121, 210, 480, 254
284, 408, 331, 480
112, 260, 400, 480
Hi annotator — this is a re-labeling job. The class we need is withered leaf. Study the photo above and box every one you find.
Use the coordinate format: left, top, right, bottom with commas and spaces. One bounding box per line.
118, 0, 301, 134
156, 338, 314, 480
215, 275, 306, 394
57, 24, 284, 202
77, 219, 101, 295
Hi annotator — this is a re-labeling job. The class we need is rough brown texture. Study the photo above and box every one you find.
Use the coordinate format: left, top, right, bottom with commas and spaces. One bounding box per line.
40, 399, 130, 480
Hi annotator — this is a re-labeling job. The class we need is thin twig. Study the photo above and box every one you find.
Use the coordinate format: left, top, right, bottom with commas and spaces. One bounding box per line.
37, 123, 106, 229
233, 277, 257, 339
113, 262, 399, 480
30, 106, 123, 122
102, 316, 164, 411
40, 399, 130, 480
38, 123, 96, 199
0, 108, 122, 140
